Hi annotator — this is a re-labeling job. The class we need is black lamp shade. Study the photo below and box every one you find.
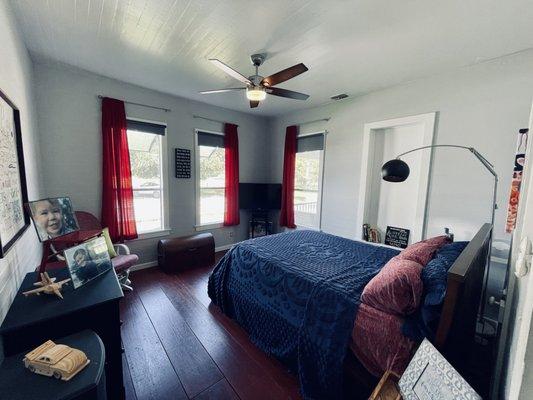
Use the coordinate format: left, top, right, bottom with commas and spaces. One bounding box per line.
381, 159, 410, 182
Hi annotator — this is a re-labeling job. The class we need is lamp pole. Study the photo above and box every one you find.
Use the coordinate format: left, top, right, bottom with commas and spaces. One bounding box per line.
392, 144, 498, 322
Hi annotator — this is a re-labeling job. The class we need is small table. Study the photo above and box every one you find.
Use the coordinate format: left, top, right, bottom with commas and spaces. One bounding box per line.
0, 268, 124, 399
0, 330, 106, 400
369, 371, 402, 400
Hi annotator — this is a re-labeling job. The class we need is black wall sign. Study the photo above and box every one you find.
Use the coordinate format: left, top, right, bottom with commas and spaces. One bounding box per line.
385, 226, 410, 249
175, 148, 191, 178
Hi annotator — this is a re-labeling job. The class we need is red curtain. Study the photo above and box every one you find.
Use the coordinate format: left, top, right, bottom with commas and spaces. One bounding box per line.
224, 123, 240, 226
279, 125, 298, 228
101, 97, 138, 242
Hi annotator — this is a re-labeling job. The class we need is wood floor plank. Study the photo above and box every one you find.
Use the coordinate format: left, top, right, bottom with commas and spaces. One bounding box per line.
193, 379, 239, 400
146, 270, 298, 400
135, 280, 223, 398
120, 291, 188, 400
173, 263, 301, 399
122, 353, 138, 400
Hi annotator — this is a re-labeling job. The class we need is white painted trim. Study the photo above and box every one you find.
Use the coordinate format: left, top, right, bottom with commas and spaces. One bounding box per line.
126, 117, 170, 235
356, 112, 437, 241
195, 223, 223, 231
295, 131, 326, 230
194, 128, 225, 228
132, 229, 171, 241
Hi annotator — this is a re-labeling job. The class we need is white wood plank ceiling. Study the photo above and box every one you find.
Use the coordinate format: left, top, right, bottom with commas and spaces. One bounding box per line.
9, 0, 533, 116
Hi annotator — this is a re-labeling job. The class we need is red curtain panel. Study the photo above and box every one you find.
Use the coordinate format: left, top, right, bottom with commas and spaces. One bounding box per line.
224, 123, 240, 226
101, 97, 138, 242
279, 125, 298, 228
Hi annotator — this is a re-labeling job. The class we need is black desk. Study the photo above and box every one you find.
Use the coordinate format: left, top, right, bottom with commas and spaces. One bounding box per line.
0, 268, 124, 399
0, 330, 106, 400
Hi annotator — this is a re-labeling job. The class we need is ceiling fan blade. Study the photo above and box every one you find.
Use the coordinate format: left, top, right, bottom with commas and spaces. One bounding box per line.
261, 63, 308, 87
209, 59, 252, 85
199, 87, 246, 94
250, 100, 260, 108
266, 87, 309, 100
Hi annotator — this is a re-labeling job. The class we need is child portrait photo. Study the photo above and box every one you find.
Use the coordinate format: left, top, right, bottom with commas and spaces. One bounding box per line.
64, 237, 113, 289
27, 197, 79, 242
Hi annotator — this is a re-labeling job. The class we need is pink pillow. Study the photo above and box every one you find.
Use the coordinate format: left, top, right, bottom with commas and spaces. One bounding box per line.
361, 257, 423, 315
396, 235, 450, 265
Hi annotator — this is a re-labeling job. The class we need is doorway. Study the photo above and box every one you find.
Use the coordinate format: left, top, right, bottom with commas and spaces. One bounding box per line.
356, 113, 436, 243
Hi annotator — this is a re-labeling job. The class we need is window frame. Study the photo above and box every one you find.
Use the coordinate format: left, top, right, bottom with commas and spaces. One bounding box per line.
294, 131, 326, 231
126, 117, 170, 239
194, 128, 226, 230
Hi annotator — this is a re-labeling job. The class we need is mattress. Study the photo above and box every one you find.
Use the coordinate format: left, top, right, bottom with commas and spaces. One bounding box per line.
350, 303, 415, 377
208, 230, 400, 399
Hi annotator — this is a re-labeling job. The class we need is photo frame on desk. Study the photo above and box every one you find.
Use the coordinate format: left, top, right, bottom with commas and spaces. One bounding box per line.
64, 237, 113, 289
27, 197, 79, 242
399, 339, 481, 400
0, 89, 30, 258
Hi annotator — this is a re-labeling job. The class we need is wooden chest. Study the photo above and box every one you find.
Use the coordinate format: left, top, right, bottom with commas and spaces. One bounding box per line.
158, 233, 215, 273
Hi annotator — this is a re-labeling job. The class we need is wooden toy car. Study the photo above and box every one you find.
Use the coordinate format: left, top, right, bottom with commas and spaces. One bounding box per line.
23, 340, 90, 381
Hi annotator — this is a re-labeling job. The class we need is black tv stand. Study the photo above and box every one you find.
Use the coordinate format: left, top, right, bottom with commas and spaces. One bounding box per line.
249, 210, 273, 238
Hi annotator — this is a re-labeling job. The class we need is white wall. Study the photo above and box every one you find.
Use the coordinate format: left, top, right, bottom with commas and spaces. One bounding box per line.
370, 125, 425, 244
33, 61, 272, 264
270, 50, 533, 243
0, 0, 43, 349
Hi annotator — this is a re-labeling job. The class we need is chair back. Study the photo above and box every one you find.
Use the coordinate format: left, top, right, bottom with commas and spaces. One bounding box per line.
75, 211, 103, 230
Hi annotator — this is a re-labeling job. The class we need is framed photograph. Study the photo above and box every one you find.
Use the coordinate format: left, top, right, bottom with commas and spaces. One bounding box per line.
64, 237, 113, 289
385, 226, 410, 248
0, 89, 30, 258
27, 197, 79, 242
399, 339, 481, 400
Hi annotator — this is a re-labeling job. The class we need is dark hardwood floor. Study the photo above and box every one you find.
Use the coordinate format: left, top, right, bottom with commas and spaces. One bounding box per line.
121, 252, 301, 400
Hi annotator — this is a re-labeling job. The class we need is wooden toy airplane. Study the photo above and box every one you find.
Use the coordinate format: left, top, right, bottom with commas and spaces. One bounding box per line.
22, 272, 71, 299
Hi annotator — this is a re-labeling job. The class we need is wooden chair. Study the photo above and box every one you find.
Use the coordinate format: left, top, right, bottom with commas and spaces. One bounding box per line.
75, 211, 138, 291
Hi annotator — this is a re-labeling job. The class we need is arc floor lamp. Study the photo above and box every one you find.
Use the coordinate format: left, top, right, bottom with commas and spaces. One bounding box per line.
381, 144, 498, 320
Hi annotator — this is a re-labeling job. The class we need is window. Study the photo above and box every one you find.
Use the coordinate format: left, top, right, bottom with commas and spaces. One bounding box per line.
294, 133, 325, 229
127, 120, 166, 234
196, 130, 225, 226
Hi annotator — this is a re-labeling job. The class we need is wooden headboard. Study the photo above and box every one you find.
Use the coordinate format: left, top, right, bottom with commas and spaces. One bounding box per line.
434, 223, 492, 371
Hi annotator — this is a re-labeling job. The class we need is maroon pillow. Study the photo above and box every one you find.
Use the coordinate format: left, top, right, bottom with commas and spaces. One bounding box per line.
361, 257, 423, 315
396, 235, 450, 265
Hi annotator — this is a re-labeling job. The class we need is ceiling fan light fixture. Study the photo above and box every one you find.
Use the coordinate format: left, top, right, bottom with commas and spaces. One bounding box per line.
246, 86, 266, 101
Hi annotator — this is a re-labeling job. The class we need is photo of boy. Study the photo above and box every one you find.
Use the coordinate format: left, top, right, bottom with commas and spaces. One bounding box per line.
65, 237, 112, 289
28, 197, 79, 242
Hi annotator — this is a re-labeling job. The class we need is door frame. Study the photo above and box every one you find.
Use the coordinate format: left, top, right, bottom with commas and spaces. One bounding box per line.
356, 112, 437, 241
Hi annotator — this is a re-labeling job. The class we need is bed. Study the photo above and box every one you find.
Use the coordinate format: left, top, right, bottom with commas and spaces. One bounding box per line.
208, 224, 492, 399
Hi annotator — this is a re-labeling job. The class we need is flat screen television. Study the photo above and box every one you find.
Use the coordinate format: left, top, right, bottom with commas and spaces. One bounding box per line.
239, 183, 282, 211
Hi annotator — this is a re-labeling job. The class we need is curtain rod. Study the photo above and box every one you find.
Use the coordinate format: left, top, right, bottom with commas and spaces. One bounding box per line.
97, 95, 171, 112
193, 115, 238, 127
296, 117, 330, 126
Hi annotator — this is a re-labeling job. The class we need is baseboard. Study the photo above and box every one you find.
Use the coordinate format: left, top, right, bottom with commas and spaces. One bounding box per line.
130, 243, 235, 272
130, 260, 158, 272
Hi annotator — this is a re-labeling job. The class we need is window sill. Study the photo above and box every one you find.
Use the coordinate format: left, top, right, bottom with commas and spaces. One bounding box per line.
130, 229, 172, 241
195, 222, 224, 231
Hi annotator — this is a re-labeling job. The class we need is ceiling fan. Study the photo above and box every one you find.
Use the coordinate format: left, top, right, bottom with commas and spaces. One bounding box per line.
200, 54, 309, 108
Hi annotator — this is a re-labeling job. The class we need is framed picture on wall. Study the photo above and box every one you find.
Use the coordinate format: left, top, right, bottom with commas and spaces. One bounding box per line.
0, 89, 30, 258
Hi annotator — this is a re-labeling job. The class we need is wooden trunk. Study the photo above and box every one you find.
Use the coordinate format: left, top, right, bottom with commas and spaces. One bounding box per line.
158, 233, 215, 273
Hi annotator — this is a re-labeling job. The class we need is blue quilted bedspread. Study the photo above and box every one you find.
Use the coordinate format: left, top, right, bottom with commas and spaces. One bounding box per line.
207, 230, 399, 399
